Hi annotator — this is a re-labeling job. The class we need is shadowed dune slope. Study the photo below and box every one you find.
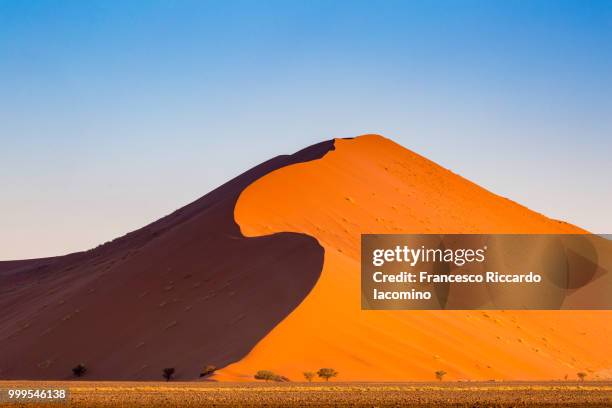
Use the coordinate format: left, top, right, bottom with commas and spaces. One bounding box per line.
219, 134, 612, 381
0, 141, 333, 380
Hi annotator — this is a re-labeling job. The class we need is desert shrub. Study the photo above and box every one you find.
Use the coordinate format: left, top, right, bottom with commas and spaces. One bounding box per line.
163, 367, 175, 381
200, 365, 217, 378
303, 371, 315, 382
255, 370, 277, 381
317, 368, 338, 381
254, 370, 289, 382
577, 372, 587, 382
435, 370, 447, 381
72, 363, 87, 377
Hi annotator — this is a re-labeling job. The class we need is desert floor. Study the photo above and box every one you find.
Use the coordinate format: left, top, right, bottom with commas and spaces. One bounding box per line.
1, 381, 611, 407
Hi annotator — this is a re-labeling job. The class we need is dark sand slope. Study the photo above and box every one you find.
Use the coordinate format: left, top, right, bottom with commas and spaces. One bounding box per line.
0, 141, 333, 380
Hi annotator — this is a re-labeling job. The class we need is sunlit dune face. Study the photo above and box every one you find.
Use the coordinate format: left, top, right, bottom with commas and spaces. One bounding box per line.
218, 134, 611, 382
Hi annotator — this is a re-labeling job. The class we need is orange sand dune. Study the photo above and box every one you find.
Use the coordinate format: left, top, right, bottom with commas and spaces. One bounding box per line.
219, 134, 612, 381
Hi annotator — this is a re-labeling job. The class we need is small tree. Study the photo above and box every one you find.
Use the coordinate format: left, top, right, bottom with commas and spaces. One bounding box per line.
254, 370, 277, 382
435, 370, 447, 381
317, 368, 338, 382
303, 371, 315, 382
577, 372, 587, 382
200, 365, 217, 378
163, 367, 175, 381
72, 364, 87, 377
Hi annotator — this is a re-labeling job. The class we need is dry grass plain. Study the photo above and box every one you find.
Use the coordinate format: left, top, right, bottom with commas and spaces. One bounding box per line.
1, 381, 611, 407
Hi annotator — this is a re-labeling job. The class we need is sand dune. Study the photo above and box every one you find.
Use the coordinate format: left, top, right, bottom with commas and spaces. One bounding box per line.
1, 134, 610, 382
218, 134, 612, 381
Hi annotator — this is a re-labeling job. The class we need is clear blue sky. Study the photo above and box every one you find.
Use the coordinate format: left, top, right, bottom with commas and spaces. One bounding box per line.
1, 0, 611, 259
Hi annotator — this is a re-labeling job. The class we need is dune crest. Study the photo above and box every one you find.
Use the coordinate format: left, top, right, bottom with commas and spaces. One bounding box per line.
219, 134, 612, 381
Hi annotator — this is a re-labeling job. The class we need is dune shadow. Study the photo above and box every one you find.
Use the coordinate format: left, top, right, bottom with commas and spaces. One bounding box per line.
0, 141, 334, 380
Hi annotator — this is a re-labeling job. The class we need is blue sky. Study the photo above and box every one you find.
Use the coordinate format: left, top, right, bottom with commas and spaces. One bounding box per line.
1, 0, 611, 259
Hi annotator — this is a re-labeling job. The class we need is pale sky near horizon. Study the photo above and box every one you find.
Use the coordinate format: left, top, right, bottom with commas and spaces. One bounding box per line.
1, 1, 611, 260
